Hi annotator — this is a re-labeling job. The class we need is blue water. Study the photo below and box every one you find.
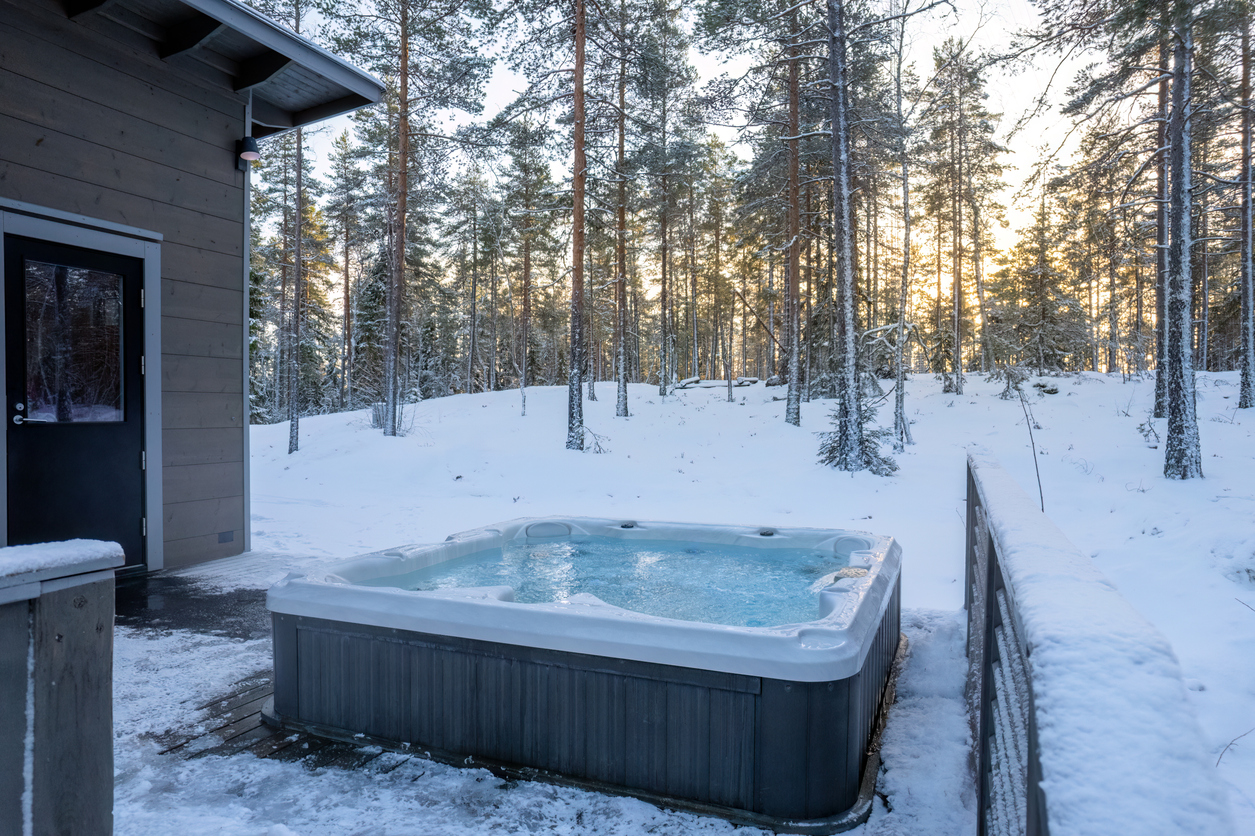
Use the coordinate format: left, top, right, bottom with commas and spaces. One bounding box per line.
375, 537, 849, 627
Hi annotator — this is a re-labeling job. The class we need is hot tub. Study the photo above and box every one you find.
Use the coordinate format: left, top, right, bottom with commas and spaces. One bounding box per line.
265, 517, 902, 833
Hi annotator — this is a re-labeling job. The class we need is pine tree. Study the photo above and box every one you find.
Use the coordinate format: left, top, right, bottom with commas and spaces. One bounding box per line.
916, 39, 1006, 392
638, 0, 699, 396
822, 0, 940, 468
1162, 3, 1203, 478
499, 117, 562, 412
989, 194, 1087, 374
1016, 0, 1223, 477
322, 0, 493, 435
325, 131, 367, 410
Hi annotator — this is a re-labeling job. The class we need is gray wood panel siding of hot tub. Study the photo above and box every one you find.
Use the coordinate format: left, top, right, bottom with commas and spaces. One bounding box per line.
271, 578, 900, 821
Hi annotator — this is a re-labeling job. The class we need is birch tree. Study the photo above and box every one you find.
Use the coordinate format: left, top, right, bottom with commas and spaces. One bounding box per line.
1240, 7, 1254, 408
823, 0, 940, 468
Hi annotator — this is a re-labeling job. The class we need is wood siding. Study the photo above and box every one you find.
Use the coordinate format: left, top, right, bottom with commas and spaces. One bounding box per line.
0, 578, 117, 835
0, 601, 26, 831
0, 0, 249, 567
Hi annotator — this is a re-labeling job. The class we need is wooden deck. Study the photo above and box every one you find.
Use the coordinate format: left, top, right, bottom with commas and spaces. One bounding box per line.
151, 670, 416, 773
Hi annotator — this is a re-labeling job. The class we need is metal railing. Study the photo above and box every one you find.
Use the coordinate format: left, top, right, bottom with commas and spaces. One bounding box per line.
964, 449, 1234, 836
965, 458, 1047, 836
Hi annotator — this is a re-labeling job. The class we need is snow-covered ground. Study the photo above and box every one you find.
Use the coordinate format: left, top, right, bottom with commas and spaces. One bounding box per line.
114, 373, 1255, 834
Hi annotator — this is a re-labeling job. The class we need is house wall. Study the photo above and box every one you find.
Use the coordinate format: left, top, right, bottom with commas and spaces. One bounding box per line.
0, 0, 249, 568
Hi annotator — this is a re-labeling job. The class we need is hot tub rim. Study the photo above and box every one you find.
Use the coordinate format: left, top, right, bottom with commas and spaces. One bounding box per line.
266, 517, 902, 683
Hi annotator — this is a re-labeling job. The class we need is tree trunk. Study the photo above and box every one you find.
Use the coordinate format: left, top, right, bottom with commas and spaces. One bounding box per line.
385, 4, 409, 437
785, 10, 802, 427
490, 248, 498, 390
935, 213, 942, 364
868, 168, 878, 331
522, 232, 531, 396
468, 207, 479, 393
689, 177, 699, 380
804, 181, 813, 401
288, 126, 303, 454
893, 19, 913, 450
1088, 241, 1096, 370
767, 259, 775, 377
567, 0, 586, 450
278, 150, 290, 418
341, 204, 351, 410
828, 0, 862, 467
1135, 241, 1143, 372
1197, 192, 1208, 371
1154, 35, 1169, 418
714, 202, 731, 401
1163, 22, 1202, 478
1241, 13, 1254, 408
951, 83, 964, 395
587, 247, 597, 401
660, 173, 670, 395
1107, 187, 1119, 373
740, 266, 747, 377
616, 15, 630, 417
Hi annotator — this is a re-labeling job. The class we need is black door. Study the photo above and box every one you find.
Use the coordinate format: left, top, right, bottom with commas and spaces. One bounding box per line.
4, 235, 145, 567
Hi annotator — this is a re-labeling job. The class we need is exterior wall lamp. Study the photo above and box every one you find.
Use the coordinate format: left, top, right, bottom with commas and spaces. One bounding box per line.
237, 136, 260, 170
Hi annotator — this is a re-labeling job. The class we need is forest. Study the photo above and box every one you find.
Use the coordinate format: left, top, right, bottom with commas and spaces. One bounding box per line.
242, 0, 1254, 479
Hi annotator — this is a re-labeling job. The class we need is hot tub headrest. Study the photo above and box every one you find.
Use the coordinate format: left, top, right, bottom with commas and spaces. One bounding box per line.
525, 521, 571, 538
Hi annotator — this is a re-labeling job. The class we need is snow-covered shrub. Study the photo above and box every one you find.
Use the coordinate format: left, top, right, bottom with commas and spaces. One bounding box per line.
816, 398, 898, 476
988, 363, 1030, 400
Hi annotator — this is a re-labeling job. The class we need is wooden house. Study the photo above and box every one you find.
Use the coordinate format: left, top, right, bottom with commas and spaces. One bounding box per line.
0, 0, 383, 572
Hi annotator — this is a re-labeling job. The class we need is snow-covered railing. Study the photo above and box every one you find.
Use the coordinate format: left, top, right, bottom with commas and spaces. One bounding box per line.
964, 449, 1233, 836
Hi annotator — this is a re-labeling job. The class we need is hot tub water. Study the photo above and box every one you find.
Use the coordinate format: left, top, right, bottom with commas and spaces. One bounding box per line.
362, 536, 851, 627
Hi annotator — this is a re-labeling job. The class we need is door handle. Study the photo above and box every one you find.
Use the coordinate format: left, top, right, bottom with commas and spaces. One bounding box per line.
13, 415, 53, 425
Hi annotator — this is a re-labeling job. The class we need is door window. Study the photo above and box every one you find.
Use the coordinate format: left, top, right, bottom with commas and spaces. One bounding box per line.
23, 259, 123, 423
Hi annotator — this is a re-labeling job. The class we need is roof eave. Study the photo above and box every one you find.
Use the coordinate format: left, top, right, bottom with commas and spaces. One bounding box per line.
178, 0, 384, 110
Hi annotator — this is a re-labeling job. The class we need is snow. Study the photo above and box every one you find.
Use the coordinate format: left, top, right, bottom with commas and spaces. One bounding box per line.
113, 598, 972, 836
674, 377, 751, 389
867, 610, 975, 836
115, 373, 1255, 833
0, 539, 124, 582
969, 448, 1234, 835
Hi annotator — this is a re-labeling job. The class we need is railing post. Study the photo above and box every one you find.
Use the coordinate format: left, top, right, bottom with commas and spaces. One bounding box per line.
1, 543, 123, 836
